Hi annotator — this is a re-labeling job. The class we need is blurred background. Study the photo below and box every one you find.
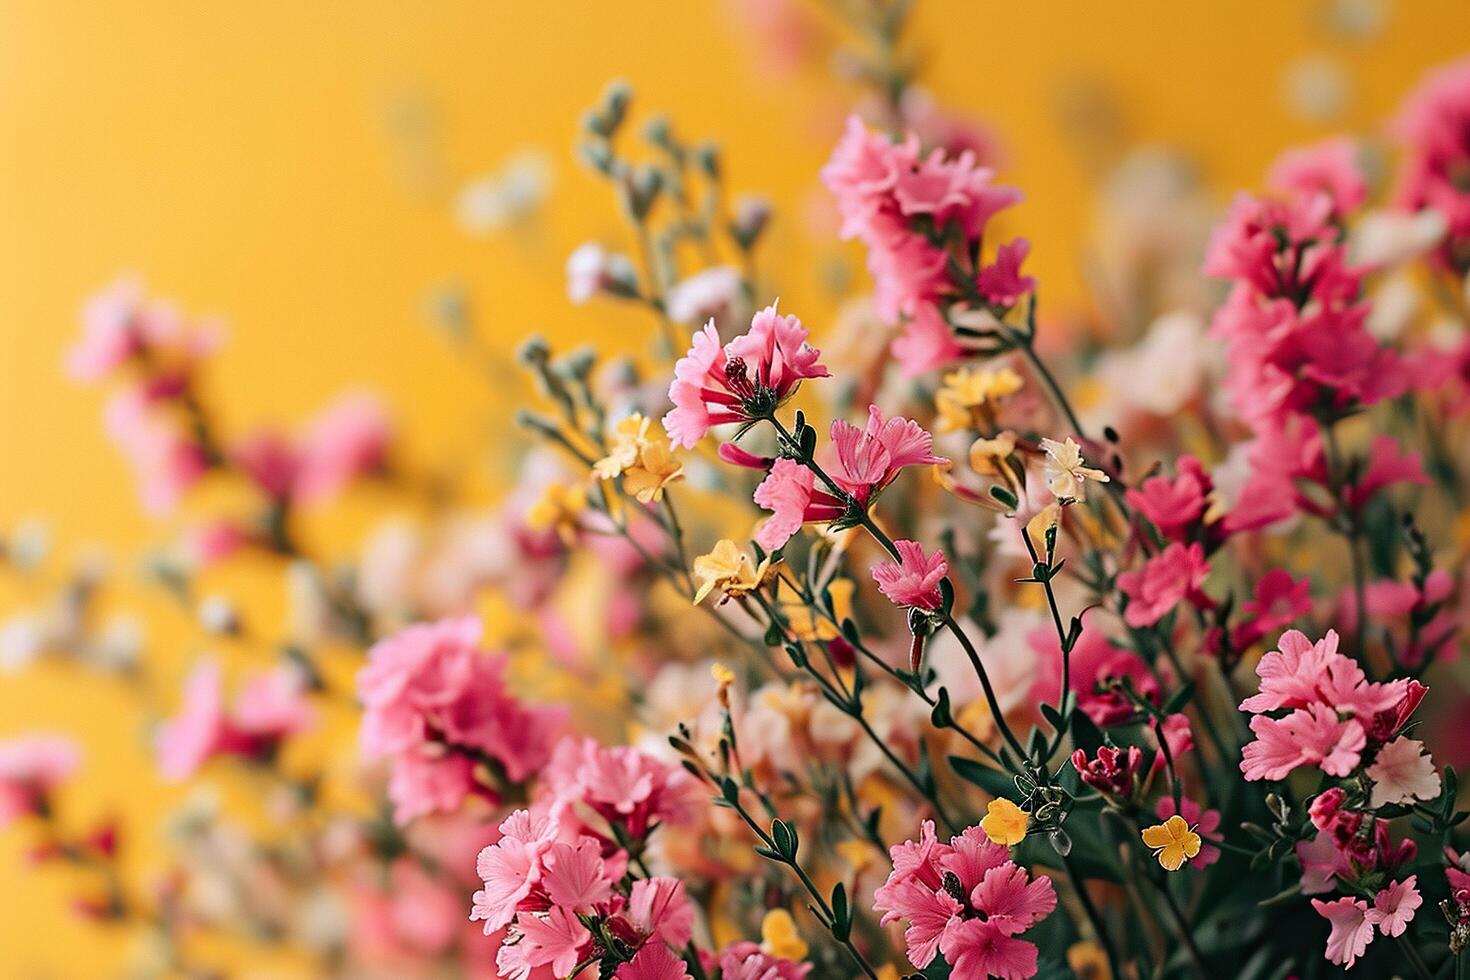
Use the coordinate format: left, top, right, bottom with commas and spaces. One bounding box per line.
1, 0, 1467, 972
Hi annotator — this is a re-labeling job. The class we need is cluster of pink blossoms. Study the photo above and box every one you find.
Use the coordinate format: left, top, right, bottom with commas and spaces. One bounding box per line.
1238, 629, 1427, 783
873, 820, 1056, 980
230, 392, 392, 507
1393, 55, 1470, 272
357, 616, 566, 824
467, 747, 713, 980
1205, 142, 1424, 531
155, 659, 314, 780
821, 115, 1033, 376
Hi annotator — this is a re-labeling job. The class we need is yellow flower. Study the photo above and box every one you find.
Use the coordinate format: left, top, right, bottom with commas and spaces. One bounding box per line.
594, 413, 684, 503
524, 481, 587, 545
1141, 814, 1202, 871
979, 797, 1028, 846
1068, 940, 1113, 980
759, 907, 808, 962
1040, 436, 1110, 502
711, 662, 736, 687
968, 430, 1018, 476
692, 539, 774, 605
874, 968, 902, 980
779, 578, 855, 642
835, 838, 874, 876
935, 366, 1024, 432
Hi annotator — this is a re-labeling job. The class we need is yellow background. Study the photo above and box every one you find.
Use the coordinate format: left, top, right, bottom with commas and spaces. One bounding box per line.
1, 0, 1467, 973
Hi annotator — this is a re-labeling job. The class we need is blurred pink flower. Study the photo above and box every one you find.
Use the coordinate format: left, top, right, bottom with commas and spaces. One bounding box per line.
0, 734, 79, 827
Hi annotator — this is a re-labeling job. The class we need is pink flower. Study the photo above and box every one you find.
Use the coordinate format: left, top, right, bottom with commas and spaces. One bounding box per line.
0, 734, 79, 827
1267, 137, 1367, 218
1124, 456, 1212, 541
628, 877, 695, 949
976, 239, 1036, 307
1366, 737, 1441, 808
471, 809, 559, 933
358, 617, 564, 823
664, 305, 828, 449
541, 737, 700, 839
155, 659, 230, 780
1391, 55, 1470, 269
1240, 703, 1366, 781
1155, 796, 1221, 867
872, 821, 1054, 978
67, 280, 148, 380
1368, 876, 1421, 937
230, 430, 300, 500
294, 393, 390, 505
1239, 629, 1407, 720
750, 406, 943, 550
1311, 896, 1374, 969
1116, 542, 1211, 628
1296, 831, 1352, 895
616, 944, 694, 980
1230, 569, 1312, 649
892, 303, 966, 378
872, 540, 948, 611
103, 388, 209, 516
822, 115, 1024, 326
156, 659, 313, 781
496, 905, 590, 979
540, 837, 614, 913
717, 941, 811, 980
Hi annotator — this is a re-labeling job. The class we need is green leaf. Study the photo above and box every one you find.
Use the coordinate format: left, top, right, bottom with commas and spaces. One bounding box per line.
930, 687, 954, 729
988, 485, 1018, 510
830, 882, 851, 941
1162, 681, 1196, 715
949, 755, 1016, 798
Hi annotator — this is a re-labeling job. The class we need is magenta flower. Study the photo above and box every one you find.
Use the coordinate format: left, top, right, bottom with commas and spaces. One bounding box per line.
0, 735, 79, 828
1030, 612, 1158, 727
1124, 455, 1212, 541
663, 305, 828, 449
540, 736, 700, 839
155, 659, 312, 781
976, 238, 1036, 307
1071, 744, 1142, 799
871, 540, 948, 611
873, 820, 1055, 978
1116, 542, 1212, 628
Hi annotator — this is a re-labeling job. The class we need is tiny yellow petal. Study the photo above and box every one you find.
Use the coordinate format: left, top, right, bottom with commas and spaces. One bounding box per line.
759, 908, 808, 962
711, 662, 736, 687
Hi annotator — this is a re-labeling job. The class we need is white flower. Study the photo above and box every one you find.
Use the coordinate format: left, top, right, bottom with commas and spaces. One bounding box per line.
1350, 209, 1446, 268
666, 266, 744, 327
1040, 436, 1110, 502
566, 243, 610, 304
1367, 737, 1441, 808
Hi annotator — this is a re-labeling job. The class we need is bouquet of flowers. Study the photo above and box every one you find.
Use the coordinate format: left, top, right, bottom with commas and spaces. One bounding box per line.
5, 6, 1470, 978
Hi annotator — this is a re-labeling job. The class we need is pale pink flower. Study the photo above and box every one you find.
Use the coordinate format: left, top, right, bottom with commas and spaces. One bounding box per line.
67, 279, 148, 380
665, 265, 744, 328
1116, 542, 1211, 628
1239, 629, 1406, 720
871, 540, 948, 611
103, 388, 209, 516
567, 242, 613, 304
627, 877, 695, 948
231, 665, 313, 741
1296, 832, 1353, 895
892, 302, 967, 378
496, 905, 590, 979
0, 734, 80, 827
664, 305, 828, 448
1311, 896, 1374, 969
615, 944, 694, 980
1366, 737, 1441, 808
1368, 876, 1421, 937
470, 809, 558, 932
539, 838, 614, 912
1240, 703, 1366, 781
155, 659, 230, 781
1391, 55, 1470, 268
230, 429, 300, 500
